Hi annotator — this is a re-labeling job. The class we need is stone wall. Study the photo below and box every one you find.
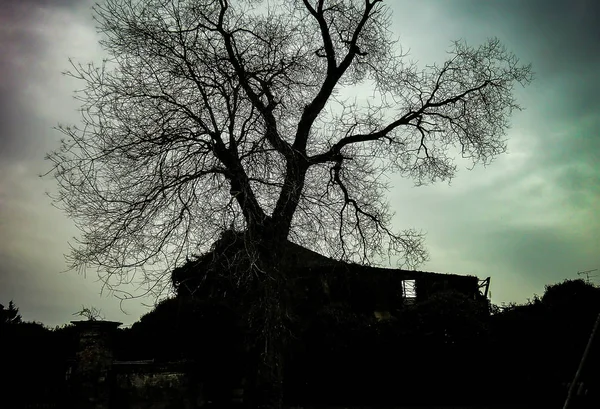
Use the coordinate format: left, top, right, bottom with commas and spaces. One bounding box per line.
69, 321, 244, 409
69, 321, 208, 409
111, 361, 203, 409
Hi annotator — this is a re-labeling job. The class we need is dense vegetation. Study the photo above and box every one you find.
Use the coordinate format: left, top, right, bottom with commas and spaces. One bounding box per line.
1, 303, 78, 407
2, 278, 599, 408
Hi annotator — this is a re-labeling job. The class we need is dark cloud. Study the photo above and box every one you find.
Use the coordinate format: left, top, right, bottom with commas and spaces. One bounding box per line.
451, 0, 600, 217
1, 0, 85, 12
453, 0, 600, 69
445, 0, 600, 119
0, 6, 40, 161
0, 0, 94, 163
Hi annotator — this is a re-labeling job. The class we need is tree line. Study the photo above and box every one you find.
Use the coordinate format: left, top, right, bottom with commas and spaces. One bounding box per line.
3, 277, 599, 408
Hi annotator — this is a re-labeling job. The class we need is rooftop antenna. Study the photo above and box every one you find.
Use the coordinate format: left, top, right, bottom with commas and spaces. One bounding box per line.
577, 269, 598, 284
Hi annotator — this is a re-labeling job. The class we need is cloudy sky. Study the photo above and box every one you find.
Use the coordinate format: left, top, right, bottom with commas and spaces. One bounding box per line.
1, 0, 598, 327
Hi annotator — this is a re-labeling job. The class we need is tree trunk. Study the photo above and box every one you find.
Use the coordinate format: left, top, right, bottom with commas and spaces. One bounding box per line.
245, 299, 286, 409
242, 231, 288, 409
254, 340, 284, 409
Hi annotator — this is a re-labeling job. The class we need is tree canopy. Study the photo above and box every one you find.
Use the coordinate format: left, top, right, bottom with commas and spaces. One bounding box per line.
47, 0, 532, 296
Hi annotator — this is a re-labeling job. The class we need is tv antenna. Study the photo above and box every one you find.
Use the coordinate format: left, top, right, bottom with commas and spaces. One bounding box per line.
577, 269, 598, 284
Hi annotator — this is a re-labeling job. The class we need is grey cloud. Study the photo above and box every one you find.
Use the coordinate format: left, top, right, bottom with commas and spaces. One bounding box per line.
525, 115, 600, 209
443, 0, 600, 120
0, 0, 94, 164
441, 0, 600, 233
1, 0, 88, 13
0, 10, 41, 162
451, 0, 600, 68
478, 225, 594, 281
0, 172, 151, 326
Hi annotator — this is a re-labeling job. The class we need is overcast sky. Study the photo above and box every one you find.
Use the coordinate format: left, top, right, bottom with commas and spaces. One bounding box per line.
1, 0, 598, 327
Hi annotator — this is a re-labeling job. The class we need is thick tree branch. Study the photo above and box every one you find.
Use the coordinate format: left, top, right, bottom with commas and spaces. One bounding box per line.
294, 0, 383, 154
216, 6, 294, 160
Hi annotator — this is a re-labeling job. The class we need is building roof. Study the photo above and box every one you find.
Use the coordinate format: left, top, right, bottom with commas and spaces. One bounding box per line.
171, 231, 484, 304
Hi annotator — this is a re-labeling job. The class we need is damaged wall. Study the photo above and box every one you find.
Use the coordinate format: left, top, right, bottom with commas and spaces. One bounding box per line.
111, 362, 203, 409
69, 322, 211, 409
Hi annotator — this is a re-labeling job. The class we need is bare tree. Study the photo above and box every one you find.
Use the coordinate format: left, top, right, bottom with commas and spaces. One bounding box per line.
46, 0, 532, 407
72, 305, 106, 321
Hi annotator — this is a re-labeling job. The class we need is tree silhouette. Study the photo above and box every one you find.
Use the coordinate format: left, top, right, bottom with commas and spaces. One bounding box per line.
0, 300, 22, 325
46, 1, 532, 407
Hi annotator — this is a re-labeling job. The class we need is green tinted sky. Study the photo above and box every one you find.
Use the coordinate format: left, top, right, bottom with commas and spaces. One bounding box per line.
0, 0, 598, 326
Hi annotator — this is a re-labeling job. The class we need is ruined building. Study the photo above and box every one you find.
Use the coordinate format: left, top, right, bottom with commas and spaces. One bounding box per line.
171, 230, 490, 319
